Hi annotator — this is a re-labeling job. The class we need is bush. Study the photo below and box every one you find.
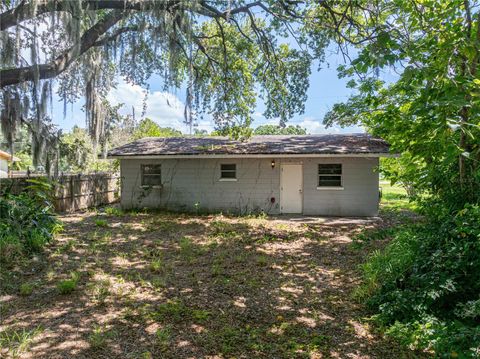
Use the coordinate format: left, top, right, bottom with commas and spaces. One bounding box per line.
0, 179, 61, 265
359, 204, 480, 357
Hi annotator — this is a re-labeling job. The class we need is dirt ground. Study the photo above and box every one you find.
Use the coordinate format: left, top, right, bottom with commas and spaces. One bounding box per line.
0, 210, 421, 358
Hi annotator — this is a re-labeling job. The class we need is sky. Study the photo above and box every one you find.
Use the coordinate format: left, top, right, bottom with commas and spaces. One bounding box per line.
52, 46, 364, 135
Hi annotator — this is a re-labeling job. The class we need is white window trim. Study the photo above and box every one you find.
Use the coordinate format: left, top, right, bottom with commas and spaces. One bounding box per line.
219, 178, 238, 182
316, 186, 344, 190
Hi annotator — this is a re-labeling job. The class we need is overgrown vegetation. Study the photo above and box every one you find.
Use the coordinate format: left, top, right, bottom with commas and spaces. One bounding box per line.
357, 198, 480, 356
0, 178, 61, 266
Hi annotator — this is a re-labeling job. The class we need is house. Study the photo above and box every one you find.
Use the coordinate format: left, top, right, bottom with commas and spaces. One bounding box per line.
108, 134, 394, 216
0, 150, 19, 178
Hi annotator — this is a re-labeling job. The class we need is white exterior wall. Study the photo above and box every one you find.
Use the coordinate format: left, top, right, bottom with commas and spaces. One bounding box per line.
0, 159, 8, 178
121, 158, 281, 214
302, 157, 379, 216
120, 156, 379, 216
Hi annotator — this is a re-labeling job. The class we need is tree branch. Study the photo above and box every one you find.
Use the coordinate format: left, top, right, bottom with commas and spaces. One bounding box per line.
0, 0, 180, 31
1, 10, 125, 87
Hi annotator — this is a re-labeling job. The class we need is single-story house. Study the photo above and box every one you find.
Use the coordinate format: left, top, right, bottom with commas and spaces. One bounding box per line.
0, 150, 19, 178
108, 134, 394, 216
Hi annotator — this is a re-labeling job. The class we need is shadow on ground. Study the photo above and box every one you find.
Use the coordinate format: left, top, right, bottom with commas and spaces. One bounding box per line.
0, 210, 422, 358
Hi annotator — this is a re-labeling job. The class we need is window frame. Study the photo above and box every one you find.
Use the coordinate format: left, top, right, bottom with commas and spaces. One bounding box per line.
317, 163, 343, 190
219, 163, 237, 181
141, 164, 162, 188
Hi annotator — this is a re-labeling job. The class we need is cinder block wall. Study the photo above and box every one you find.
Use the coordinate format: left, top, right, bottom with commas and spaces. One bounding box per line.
120, 157, 379, 216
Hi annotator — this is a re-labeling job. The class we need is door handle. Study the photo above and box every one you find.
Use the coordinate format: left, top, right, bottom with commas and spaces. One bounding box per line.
299, 189, 303, 193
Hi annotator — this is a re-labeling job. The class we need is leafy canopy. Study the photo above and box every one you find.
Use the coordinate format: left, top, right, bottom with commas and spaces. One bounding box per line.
253, 124, 307, 135
132, 118, 182, 140
314, 0, 480, 207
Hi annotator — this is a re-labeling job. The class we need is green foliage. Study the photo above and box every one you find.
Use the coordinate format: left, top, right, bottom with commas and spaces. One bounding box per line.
155, 326, 172, 349
359, 205, 480, 356
10, 151, 32, 171
59, 126, 95, 172
149, 259, 163, 273
88, 324, 115, 349
194, 20, 311, 134
57, 272, 80, 295
0, 178, 61, 265
94, 218, 108, 228
0, 326, 43, 357
131, 118, 182, 140
19, 283, 34, 296
253, 124, 307, 135
322, 0, 480, 208
104, 206, 123, 216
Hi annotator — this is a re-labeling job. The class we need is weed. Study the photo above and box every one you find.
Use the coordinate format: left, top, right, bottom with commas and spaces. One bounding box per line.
155, 325, 172, 349
58, 239, 75, 253
90, 279, 111, 305
178, 237, 199, 259
211, 263, 223, 277
104, 206, 123, 216
57, 272, 80, 294
149, 259, 163, 273
94, 218, 108, 228
88, 324, 115, 348
0, 326, 43, 357
192, 309, 211, 322
19, 282, 34, 296
256, 254, 269, 267
150, 300, 188, 322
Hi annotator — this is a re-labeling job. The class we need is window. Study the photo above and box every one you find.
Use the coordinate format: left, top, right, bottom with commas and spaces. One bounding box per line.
141, 164, 162, 186
220, 164, 236, 180
318, 164, 342, 187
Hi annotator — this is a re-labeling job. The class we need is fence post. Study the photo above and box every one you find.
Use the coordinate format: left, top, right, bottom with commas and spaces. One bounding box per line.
70, 175, 74, 211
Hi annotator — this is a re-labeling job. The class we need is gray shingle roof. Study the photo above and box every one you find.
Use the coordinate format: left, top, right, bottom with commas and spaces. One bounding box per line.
108, 134, 391, 157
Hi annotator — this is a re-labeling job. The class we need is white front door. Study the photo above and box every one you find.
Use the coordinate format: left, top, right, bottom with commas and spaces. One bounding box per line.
280, 163, 303, 213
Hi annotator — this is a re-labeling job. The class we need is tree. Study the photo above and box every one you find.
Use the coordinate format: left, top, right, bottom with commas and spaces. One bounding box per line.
315, 0, 480, 207
0, 0, 330, 156
59, 126, 94, 172
132, 118, 182, 140
254, 124, 307, 135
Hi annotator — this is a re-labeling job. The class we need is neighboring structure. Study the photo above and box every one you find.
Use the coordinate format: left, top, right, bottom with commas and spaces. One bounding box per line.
0, 150, 19, 178
108, 134, 394, 216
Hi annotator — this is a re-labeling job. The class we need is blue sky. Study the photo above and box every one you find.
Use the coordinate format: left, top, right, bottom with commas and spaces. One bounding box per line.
53, 45, 364, 135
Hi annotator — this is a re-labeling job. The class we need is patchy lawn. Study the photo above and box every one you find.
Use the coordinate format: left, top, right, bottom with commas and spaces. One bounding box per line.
1, 205, 422, 358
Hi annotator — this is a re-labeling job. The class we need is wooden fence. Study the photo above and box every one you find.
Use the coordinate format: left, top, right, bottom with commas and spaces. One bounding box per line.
0, 172, 120, 213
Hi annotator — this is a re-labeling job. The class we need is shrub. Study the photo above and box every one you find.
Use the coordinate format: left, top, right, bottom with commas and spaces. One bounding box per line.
359, 204, 480, 357
0, 178, 61, 265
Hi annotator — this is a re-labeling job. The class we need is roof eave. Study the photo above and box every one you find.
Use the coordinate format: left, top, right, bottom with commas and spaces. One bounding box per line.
107, 152, 398, 160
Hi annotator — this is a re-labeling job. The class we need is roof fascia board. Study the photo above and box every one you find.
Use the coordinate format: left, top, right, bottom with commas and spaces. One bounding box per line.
108, 153, 398, 160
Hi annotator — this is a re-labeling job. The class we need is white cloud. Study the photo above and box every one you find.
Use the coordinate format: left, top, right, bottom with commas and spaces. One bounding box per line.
298, 117, 364, 135
105, 80, 365, 135
107, 80, 188, 132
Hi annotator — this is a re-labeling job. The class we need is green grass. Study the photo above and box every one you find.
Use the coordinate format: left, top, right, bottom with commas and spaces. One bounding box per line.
104, 206, 123, 216
88, 324, 115, 349
155, 326, 172, 349
57, 272, 80, 295
149, 259, 163, 273
380, 182, 417, 212
0, 326, 43, 357
19, 282, 34, 296
94, 218, 109, 228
